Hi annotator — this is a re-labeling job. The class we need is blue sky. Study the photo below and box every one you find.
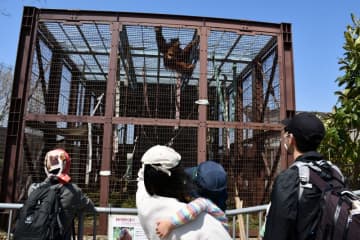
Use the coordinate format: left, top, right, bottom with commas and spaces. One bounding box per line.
1, 0, 359, 113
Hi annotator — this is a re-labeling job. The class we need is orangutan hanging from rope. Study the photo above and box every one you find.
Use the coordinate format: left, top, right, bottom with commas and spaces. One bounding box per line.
155, 26, 199, 78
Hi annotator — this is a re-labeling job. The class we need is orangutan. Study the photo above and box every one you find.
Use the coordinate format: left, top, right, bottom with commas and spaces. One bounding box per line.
155, 26, 199, 77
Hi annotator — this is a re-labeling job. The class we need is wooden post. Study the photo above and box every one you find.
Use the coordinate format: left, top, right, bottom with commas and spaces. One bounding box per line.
235, 186, 246, 240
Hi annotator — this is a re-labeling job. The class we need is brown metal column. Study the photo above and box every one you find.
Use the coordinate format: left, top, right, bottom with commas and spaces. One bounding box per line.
279, 23, 295, 169
0, 7, 38, 203
68, 72, 80, 116
197, 26, 208, 164
98, 21, 120, 233
281, 23, 296, 114
41, 52, 64, 172
46, 52, 63, 113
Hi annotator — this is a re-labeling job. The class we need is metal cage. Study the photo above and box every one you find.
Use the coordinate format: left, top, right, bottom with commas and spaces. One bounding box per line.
1, 7, 295, 231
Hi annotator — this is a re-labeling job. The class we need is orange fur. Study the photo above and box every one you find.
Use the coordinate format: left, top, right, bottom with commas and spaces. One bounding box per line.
155, 27, 199, 76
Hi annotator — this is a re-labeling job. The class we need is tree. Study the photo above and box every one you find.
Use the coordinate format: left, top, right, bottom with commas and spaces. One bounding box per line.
319, 14, 360, 188
0, 63, 13, 127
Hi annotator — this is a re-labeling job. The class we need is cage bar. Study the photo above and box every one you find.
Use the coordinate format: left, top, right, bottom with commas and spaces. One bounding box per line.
1, 6, 295, 234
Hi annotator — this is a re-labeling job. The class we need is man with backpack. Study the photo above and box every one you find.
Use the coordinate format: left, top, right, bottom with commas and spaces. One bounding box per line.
14, 149, 96, 240
264, 112, 346, 240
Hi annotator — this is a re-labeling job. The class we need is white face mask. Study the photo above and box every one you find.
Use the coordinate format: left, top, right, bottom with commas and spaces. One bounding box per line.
284, 142, 289, 151
284, 141, 294, 154
283, 133, 294, 154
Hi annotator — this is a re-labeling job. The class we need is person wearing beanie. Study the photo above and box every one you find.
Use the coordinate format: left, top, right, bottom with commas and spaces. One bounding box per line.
136, 145, 231, 240
27, 149, 95, 240
264, 113, 344, 240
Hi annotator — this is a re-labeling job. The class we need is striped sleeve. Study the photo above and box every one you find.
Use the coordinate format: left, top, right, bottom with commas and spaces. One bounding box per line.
170, 197, 228, 230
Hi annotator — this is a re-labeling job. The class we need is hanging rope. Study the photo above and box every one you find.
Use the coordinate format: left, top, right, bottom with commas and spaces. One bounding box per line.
86, 93, 104, 185
122, 136, 138, 180
181, 29, 200, 90
166, 103, 197, 147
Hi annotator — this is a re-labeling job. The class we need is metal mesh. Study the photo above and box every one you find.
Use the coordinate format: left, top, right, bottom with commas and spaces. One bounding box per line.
206, 127, 281, 207
109, 125, 198, 207
27, 22, 111, 117
116, 25, 200, 120
21, 121, 103, 202
5, 9, 293, 210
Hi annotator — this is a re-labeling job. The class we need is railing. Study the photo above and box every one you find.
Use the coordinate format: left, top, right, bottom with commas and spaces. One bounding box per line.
2, 189, 360, 239
0, 203, 269, 240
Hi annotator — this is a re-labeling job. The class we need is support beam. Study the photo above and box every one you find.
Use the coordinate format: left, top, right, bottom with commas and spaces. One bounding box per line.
98, 21, 120, 234
197, 26, 208, 164
1, 6, 38, 205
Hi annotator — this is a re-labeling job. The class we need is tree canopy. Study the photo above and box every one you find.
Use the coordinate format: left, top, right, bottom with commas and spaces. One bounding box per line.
0, 63, 13, 127
319, 14, 360, 188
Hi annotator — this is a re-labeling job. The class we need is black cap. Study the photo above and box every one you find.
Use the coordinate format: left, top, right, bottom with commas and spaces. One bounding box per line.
281, 112, 325, 152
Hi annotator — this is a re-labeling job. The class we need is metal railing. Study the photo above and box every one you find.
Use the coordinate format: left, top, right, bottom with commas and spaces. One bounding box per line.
2, 190, 360, 239
0, 203, 269, 240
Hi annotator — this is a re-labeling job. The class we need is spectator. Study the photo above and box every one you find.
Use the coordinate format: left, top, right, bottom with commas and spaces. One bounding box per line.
264, 112, 344, 240
28, 149, 96, 240
155, 196, 228, 238
185, 160, 228, 211
136, 145, 231, 240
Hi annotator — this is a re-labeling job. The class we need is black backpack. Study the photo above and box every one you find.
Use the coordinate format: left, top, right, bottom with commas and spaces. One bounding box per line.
13, 181, 64, 240
293, 160, 360, 240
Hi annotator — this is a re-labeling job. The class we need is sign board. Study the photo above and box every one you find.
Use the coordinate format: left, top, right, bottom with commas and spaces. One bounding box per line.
108, 214, 147, 240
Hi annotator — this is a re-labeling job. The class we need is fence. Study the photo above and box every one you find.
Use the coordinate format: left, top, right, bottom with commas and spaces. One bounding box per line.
2, 189, 360, 239
0, 202, 269, 240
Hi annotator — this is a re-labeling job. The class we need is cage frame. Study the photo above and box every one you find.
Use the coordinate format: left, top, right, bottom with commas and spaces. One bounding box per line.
1, 6, 296, 232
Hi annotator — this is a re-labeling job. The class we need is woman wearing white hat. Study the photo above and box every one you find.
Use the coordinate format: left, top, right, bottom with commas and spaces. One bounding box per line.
136, 145, 231, 240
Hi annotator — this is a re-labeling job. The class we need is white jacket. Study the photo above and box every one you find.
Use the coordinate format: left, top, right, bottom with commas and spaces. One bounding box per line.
136, 166, 232, 240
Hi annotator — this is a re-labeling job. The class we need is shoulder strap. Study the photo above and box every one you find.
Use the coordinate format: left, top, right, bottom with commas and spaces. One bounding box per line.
49, 183, 65, 236
308, 170, 331, 192
291, 160, 345, 200
312, 160, 346, 188
325, 161, 345, 183
291, 160, 346, 200
291, 161, 313, 200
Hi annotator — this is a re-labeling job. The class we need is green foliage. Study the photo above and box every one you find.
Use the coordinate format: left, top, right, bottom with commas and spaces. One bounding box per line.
319, 14, 360, 189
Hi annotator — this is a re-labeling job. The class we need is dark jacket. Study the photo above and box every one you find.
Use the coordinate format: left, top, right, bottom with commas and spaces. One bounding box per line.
29, 177, 95, 240
264, 151, 337, 240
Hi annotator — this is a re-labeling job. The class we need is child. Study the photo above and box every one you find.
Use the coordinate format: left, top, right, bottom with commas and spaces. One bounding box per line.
155, 160, 229, 239
156, 197, 228, 239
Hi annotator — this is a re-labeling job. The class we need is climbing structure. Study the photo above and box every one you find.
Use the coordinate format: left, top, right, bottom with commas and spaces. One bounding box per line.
1, 7, 295, 216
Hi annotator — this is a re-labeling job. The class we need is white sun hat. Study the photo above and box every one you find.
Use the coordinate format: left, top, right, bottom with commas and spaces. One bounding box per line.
141, 145, 181, 176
